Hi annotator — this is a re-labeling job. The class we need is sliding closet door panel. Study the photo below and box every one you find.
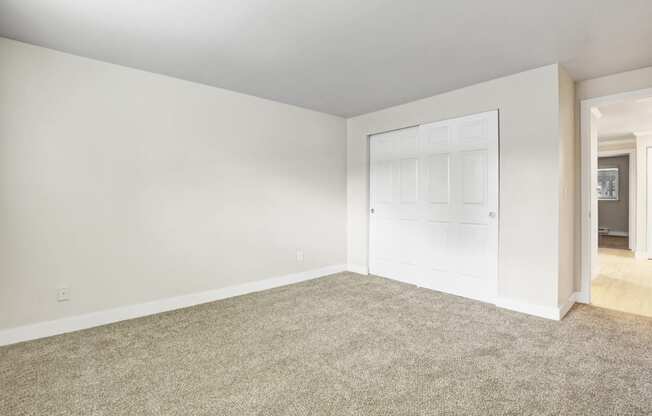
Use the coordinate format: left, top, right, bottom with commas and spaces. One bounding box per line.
369, 111, 499, 303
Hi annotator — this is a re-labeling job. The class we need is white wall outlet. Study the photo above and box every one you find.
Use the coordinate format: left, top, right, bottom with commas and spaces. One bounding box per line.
57, 286, 70, 302
296, 249, 304, 262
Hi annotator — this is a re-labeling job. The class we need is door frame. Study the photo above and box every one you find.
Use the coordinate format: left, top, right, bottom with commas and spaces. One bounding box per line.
367, 110, 500, 302
580, 87, 652, 304
648, 147, 652, 257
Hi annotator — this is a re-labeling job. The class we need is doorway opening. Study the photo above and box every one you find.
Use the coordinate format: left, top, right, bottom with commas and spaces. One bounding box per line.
581, 88, 652, 317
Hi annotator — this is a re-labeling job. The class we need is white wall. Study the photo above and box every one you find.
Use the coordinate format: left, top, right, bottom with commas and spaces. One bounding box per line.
557, 66, 576, 305
0, 38, 347, 330
347, 65, 563, 309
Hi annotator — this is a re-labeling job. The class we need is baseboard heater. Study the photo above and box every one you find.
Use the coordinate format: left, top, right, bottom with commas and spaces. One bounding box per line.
598, 228, 628, 237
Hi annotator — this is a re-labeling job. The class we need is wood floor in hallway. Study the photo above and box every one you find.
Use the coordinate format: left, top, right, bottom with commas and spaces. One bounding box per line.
592, 248, 652, 318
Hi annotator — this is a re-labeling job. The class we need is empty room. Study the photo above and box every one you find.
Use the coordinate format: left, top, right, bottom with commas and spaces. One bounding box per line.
1, 1, 652, 415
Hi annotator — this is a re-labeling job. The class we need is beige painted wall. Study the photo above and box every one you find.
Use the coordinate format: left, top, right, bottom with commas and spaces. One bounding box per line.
347, 65, 563, 308
11, 33, 642, 326
558, 66, 576, 305
0, 38, 347, 330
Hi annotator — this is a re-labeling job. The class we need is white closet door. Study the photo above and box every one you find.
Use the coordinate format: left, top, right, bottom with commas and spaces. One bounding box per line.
369, 111, 499, 303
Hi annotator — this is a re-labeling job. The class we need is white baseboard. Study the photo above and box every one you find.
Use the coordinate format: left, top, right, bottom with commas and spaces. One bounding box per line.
495, 298, 560, 320
635, 251, 649, 260
346, 264, 369, 275
495, 292, 579, 321
575, 291, 590, 304
558, 292, 579, 319
0, 264, 347, 347
370, 270, 576, 321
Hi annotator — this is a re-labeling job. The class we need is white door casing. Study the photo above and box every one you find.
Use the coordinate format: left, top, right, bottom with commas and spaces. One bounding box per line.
590, 113, 599, 278
369, 111, 499, 303
648, 147, 652, 258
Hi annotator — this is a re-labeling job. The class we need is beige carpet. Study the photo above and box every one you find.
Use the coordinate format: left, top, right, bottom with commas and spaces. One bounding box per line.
2, 272, 652, 415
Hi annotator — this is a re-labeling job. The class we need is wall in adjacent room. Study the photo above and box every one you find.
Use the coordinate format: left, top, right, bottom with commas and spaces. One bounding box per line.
0, 38, 347, 330
597, 155, 630, 234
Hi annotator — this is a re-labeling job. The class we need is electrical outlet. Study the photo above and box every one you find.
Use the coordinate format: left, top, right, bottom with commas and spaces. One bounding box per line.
57, 286, 70, 302
296, 249, 304, 262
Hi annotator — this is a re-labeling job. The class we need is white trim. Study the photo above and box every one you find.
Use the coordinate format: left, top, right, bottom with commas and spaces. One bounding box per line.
375, 274, 574, 321
636, 133, 652, 261
580, 87, 652, 303
597, 148, 636, 250
635, 251, 649, 260
591, 107, 603, 119
347, 264, 369, 275
648, 146, 652, 260
494, 298, 559, 320
575, 291, 590, 304
558, 292, 579, 319
495, 292, 579, 321
0, 264, 347, 347
599, 137, 636, 147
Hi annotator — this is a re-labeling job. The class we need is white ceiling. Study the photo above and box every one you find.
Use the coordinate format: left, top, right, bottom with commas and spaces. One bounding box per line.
1, 0, 652, 117
597, 97, 652, 141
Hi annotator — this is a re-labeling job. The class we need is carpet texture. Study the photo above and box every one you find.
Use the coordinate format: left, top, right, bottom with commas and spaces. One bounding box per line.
2, 272, 652, 415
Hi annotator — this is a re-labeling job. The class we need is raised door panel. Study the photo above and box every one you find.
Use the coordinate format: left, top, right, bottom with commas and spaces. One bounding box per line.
398, 158, 419, 220
456, 223, 489, 279
457, 117, 489, 150
426, 154, 450, 204
396, 128, 420, 158
422, 222, 453, 272
399, 158, 419, 202
459, 150, 488, 224
372, 132, 395, 161
420, 123, 451, 154
374, 160, 393, 204
396, 128, 420, 220
423, 153, 451, 222
372, 218, 395, 262
395, 219, 422, 266
371, 130, 399, 220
